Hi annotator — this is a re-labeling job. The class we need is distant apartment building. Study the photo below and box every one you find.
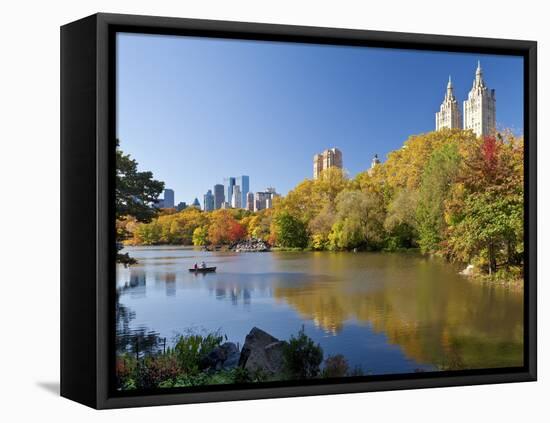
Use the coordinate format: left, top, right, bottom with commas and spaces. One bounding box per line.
163, 189, 175, 209
192, 198, 201, 208
313, 148, 343, 179
213, 184, 225, 209
221, 201, 231, 209
231, 185, 242, 208
203, 190, 214, 211
245, 192, 254, 211
176, 202, 187, 211
254, 188, 279, 211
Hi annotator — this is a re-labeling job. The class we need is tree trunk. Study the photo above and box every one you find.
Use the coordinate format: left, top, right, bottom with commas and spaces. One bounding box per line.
488, 242, 497, 275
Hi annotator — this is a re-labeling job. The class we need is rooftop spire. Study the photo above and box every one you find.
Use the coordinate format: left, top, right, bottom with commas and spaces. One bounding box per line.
474, 60, 485, 88
445, 75, 455, 101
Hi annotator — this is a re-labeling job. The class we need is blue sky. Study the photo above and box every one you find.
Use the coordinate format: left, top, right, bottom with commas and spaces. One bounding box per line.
117, 33, 523, 205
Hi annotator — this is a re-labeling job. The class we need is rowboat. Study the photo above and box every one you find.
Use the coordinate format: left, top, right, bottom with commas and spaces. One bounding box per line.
189, 267, 216, 273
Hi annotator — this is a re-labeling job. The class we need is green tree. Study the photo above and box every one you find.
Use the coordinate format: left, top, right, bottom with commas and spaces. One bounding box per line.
116, 140, 164, 263
272, 212, 308, 248
416, 142, 461, 253
192, 226, 209, 246
384, 188, 419, 250
329, 190, 384, 250
446, 135, 524, 274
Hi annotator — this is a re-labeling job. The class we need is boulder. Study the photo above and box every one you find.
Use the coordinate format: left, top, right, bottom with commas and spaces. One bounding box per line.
239, 327, 287, 376
201, 342, 239, 371
220, 342, 240, 370
460, 264, 475, 276
263, 341, 286, 374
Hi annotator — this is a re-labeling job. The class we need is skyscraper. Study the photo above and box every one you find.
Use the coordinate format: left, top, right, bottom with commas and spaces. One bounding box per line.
224, 177, 236, 206
163, 189, 175, 208
313, 148, 343, 179
463, 61, 496, 137
435, 76, 461, 131
203, 190, 214, 211
192, 198, 200, 208
236, 175, 249, 209
213, 184, 225, 209
231, 185, 242, 208
246, 192, 254, 211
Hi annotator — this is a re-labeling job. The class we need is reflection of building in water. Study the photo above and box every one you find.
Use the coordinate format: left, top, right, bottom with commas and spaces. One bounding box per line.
210, 285, 254, 307
157, 272, 176, 297
129, 270, 146, 287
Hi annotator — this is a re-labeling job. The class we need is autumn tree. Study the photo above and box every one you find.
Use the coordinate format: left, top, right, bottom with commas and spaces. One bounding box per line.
207, 210, 246, 245
446, 135, 524, 273
329, 190, 385, 250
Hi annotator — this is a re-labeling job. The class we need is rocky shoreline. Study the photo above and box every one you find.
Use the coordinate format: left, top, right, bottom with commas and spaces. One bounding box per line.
231, 238, 271, 252
201, 327, 286, 377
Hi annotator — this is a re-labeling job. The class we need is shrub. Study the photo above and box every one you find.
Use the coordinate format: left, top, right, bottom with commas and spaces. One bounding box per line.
283, 327, 323, 379
116, 354, 137, 389
171, 331, 224, 374
322, 354, 349, 378
135, 354, 182, 389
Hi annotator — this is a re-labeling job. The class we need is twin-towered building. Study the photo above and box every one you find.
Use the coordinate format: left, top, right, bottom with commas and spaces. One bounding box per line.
176, 64, 495, 214
436, 62, 496, 137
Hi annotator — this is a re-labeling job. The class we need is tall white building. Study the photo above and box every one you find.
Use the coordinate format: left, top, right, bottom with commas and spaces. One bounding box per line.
231, 185, 242, 208
435, 76, 461, 131
463, 61, 496, 137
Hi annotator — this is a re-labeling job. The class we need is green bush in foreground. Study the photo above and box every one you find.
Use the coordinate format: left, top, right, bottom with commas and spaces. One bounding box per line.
283, 327, 323, 379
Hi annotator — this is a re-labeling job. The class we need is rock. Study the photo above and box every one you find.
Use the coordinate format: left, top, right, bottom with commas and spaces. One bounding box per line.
263, 341, 286, 374
220, 342, 240, 370
460, 264, 475, 276
201, 342, 239, 371
231, 238, 271, 252
239, 327, 287, 376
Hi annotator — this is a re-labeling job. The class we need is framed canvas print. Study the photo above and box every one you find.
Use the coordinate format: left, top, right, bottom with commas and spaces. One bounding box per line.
60, 13, 537, 409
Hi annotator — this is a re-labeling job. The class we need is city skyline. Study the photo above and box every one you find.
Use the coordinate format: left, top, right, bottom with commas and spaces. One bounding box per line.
117, 33, 523, 205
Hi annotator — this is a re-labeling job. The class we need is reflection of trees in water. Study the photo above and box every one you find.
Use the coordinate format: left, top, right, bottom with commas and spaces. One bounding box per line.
274, 278, 524, 370
116, 276, 163, 358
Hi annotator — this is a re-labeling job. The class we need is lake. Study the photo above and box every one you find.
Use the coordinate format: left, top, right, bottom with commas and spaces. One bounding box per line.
116, 246, 523, 375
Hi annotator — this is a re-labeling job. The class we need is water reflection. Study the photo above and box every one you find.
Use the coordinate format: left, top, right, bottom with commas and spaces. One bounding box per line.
116, 247, 524, 373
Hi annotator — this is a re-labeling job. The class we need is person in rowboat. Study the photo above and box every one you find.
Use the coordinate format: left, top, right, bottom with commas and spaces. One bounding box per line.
194, 263, 198, 270
201, 261, 206, 269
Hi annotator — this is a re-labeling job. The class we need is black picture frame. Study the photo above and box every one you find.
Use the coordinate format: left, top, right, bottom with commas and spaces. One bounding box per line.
60, 12, 537, 409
